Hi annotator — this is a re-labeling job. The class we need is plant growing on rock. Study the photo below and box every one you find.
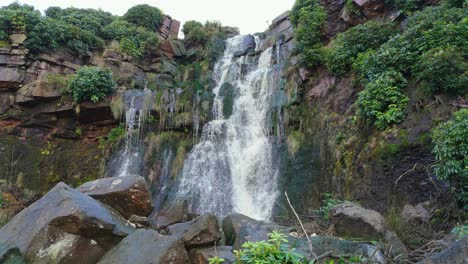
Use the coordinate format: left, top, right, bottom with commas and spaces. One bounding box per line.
325, 22, 397, 76
182, 20, 203, 36
123, 4, 164, 31
234, 231, 305, 263
68, 66, 116, 103
432, 109, 468, 207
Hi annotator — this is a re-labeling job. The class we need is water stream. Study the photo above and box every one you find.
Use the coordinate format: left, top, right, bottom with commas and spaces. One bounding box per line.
176, 35, 281, 220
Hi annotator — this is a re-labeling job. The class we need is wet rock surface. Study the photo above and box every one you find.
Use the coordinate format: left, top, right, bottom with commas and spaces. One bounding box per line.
167, 213, 221, 249
77, 176, 153, 219
151, 200, 191, 230
97, 229, 190, 264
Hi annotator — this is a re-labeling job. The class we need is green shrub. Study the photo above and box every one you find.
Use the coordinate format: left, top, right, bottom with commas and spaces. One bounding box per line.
68, 66, 116, 103
352, 5, 466, 129
413, 47, 467, 95
102, 19, 159, 57
384, 0, 423, 14
313, 193, 343, 220
0, 3, 41, 34
290, 0, 327, 68
357, 70, 409, 130
325, 22, 397, 76
186, 26, 209, 45
123, 4, 163, 30
26, 18, 104, 57
233, 231, 305, 263
432, 109, 468, 206
326, 21, 396, 75
45, 7, 114, 37
182, 20, 203, 35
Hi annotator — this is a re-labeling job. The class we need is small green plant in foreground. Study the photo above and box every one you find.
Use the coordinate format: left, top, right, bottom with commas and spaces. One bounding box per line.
233, 231, 305, 264
208, 256, 225, 264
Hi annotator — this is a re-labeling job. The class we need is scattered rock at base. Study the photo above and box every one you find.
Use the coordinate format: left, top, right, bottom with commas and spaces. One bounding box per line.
189, 246, 236, 264
330, 202, 387, 240
168, 213, 222, 249
77, 176, 153, 219
97, 229, 190, 264
417, 236, 468, 264
0, 182, 135, 259
151, 200, 190, 230
222, 213, 292, 249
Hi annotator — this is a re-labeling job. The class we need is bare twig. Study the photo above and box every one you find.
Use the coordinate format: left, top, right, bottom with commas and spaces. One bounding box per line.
395, 163, 418, 186
285, 192, 318, 261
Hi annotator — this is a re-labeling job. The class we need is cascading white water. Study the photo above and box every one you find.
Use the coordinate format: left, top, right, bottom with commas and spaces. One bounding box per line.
176, 35, 280, 220
106, 89, 155, 178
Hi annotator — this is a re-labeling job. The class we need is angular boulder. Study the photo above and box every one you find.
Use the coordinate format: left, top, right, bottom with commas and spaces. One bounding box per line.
24, 225, 106, 264
222, 213, 291, 249
189, 246, 236, 264
330, 202, 387, 240
168, 213, 221, 249
417, 236, 468, 264
151, 200, 190, 230
0, 67, 24, 90
97, 229, 189, 264
77, 176, 153, 219
0, 182, 135, 257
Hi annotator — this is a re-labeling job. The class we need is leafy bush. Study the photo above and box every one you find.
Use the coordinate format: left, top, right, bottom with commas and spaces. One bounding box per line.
123, 4, 163, 30
325, 22, 397, 76
102, 19, 159, 57
290, 0, 327, 68
432, 109, 468, 206
182, 20, 203, 35
26, 18, 104, 57
233, 231, 305, 263
186, 26, 209, 45
68, 66, 116, 103
45, 7, 114, 37
413, 47, 467, 95
384, 0, 423, 14
357, 70, 409, 130
313, 193, 343, 220
0, 3, 41, 34
352, 5, 466, 129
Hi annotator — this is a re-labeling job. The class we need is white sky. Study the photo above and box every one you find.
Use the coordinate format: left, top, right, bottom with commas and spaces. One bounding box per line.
2, 0, 295, 34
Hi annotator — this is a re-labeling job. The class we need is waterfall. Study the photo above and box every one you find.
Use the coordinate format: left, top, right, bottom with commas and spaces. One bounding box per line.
105, 89, 155, 178
176, 35, 281, 220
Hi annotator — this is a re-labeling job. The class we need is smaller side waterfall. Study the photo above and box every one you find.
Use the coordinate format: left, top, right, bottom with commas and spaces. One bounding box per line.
105, 89, 155, 178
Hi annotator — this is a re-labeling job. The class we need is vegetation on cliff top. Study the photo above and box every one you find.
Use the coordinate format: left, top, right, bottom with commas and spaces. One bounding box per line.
0, 3, 162, 57
68, 66, 116, 103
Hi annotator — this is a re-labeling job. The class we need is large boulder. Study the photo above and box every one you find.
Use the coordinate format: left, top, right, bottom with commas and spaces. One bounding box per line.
0, 67, 24, 90
167, 213, 221, 249
0, 182, 135, 260
222, 213, 292, 249
97, 229, 190, 264
77, 176, 153, 219
151, 200, 190, 230
418, 236, 467, 264
189, 246, 236, 264
289, 236, 385, 263
24, 225, 106, 264
330, 202, 387, 240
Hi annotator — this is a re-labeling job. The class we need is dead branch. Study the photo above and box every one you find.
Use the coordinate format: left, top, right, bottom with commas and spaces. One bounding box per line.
285, 192, 318, 262
395, 163, 418, 186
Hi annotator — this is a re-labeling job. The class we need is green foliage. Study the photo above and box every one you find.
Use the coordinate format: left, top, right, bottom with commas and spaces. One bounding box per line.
234, 231, 305, 264
182, 20, 203, 35
26, 18, 104, 57
432, 109, 468, 206
208, 256, 225, 264
123, 4, 163, 30
186, 26, 209, 45
313, 193, 343, 220
352, 5, 466, 129
290, 0, 327, 68
107, 125, 125, 143
384, 0, 423, 14
0, 3, 41, 34
325, 22, 397, 76
102, 19, 159, 57
451, 223, 468, 239
357, 70, 409, 130
45, 7, 114, 37
68, 66, 116, 103
413, 47, 467, 95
